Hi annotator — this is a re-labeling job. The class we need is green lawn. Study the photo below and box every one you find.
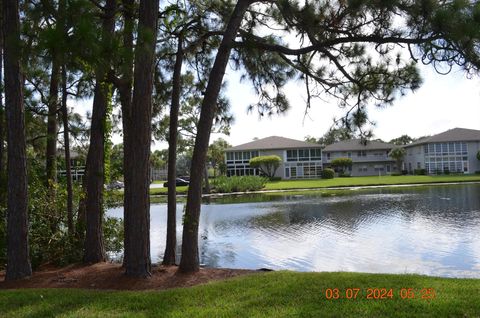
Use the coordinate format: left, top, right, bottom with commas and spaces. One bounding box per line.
2, 271, 480, 317
264, 174, 480, 190
149, 185, 188, 195
147, 175, 480, 196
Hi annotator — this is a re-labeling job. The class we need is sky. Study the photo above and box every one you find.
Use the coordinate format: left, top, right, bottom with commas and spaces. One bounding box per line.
215, 63, 480, 147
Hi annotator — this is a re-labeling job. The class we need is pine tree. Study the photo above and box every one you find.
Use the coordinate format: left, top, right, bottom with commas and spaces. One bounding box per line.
3, 0, 32, 280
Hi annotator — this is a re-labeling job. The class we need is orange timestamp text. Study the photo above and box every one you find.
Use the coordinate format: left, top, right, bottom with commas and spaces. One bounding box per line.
324, 288, 436, 300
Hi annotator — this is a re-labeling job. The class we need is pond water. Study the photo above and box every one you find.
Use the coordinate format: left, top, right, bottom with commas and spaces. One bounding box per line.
107, 183, 480, 278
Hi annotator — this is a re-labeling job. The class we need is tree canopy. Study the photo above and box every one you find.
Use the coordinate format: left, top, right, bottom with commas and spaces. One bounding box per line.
249, 155, 282, 178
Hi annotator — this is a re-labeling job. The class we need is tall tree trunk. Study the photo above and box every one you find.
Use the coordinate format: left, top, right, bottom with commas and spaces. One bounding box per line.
179, 0, 252, 273
163, 34, 183, 266
45, 58, 60, 235
46, 60, 60, 185
3, 0, 32, 280
61, 65, 74, 237
117, 0, 134, 268
83, 82, 108, 263
0, 10, 5, 177
123, 0, 159, 277
83, 0, 116, 264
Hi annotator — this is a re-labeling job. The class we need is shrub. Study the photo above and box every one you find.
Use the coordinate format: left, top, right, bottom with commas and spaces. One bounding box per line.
443, 168, 450, 175
330, 157, 353, 173
401, 170, 408, 175
249, 156, 281, 178
391, 173, 402, 176
269, 176, 282, 182
475, 171, 480, 174
210, 176, 267, 193
338, 172, 351, 177
414, 169, 426, 175
321, 168, 335, 179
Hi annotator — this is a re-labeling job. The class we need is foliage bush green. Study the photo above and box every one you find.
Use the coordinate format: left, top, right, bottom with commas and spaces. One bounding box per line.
249, 156, 281, 178
414, 168, 426, 175
210, 176, 267, 193
0, 155, 124, 269
330, 157, 353, 173
321, 168, 335, 179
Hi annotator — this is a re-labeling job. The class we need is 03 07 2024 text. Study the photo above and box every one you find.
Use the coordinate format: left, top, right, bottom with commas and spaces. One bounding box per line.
324, 288, 436, 300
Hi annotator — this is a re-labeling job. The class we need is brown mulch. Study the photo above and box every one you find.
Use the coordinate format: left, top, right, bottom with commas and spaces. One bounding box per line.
0, 263, 257, 291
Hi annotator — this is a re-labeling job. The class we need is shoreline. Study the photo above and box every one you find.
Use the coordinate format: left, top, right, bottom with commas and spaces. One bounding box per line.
149, 180, 480, 198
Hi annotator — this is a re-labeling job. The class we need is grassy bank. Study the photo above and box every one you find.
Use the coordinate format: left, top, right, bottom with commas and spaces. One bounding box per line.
148, 175, 480, 196
264, 174, 480, 191
2, 271, 480, 317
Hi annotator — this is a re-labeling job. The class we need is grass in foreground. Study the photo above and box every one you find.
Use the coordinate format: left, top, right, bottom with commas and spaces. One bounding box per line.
264, 174, 480, 190
1, 271, 480, 317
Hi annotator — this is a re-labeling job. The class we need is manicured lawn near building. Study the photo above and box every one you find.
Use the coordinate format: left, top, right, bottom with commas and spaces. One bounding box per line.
149, 185, 189, 195
147, 175, 480, 195
264, 174, 480, 190
2, 271, 480, 317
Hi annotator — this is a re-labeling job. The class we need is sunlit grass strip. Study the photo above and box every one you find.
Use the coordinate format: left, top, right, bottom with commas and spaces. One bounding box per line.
2, 271, 480, 317
263, 174, 480, 190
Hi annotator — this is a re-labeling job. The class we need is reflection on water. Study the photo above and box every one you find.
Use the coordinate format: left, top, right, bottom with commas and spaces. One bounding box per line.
107, 183, 480, 278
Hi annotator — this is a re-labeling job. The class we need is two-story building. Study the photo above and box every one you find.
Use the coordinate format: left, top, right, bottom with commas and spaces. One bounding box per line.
225, 136, 323, 179
322, 140, 397, 176
403, 128, 480, 174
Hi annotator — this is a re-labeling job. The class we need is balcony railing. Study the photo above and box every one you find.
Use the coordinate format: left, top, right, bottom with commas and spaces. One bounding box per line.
325, 155, 393, 163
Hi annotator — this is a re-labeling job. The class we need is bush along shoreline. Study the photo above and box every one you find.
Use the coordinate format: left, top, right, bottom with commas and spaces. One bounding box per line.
210, 176, 268, 193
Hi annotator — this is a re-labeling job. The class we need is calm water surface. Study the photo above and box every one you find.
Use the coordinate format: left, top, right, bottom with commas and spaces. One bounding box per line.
108, 184, 480, 278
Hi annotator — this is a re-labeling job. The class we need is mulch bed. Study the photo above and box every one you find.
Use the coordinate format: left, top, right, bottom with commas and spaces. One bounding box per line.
0, 262, 256, 291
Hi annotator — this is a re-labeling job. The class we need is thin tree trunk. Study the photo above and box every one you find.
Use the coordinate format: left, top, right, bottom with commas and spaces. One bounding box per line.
61, 65, 74, 237
0, 10, 5, 177
4, 0, 32, 280
203, 165, 210, 194
118, 0, 134, 268
163, 34, 183, 266
83, 0, 116, 263
123, 0, 159, 277
179, 0, 252, 273
46, 60, 60, 185
77, 170, 87, 241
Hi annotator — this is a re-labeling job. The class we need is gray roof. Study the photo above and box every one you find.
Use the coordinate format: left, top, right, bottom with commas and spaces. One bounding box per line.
406, 128, 480, 147
226, 136, 321, 151
323, 139, 395, 152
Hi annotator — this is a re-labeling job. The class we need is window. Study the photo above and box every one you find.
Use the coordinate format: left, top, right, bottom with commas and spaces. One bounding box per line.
287, 150, 298, 162
287, 148, 321, 162
357, 151, 367, 157
424, 142, 469, 174
374, 165, 385, 172
290, 167, 297, 177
